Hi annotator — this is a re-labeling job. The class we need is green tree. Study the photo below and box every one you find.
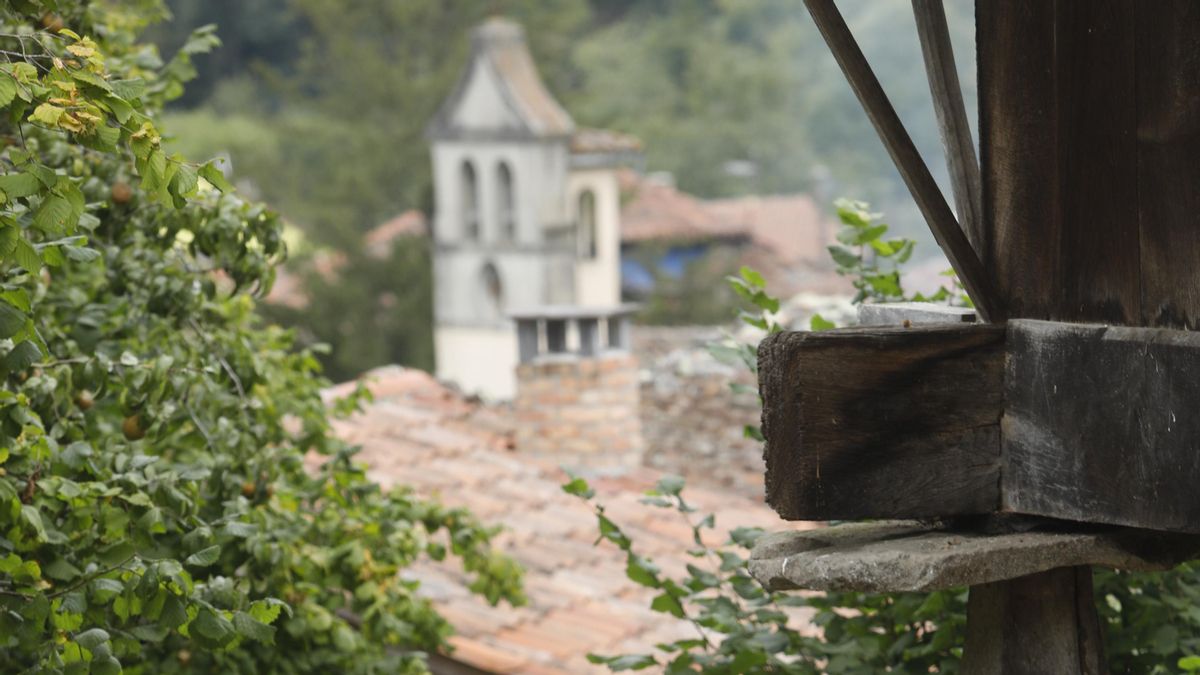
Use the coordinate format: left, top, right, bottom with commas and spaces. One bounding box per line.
0, 2, 520, 672
259, 235, 435, 383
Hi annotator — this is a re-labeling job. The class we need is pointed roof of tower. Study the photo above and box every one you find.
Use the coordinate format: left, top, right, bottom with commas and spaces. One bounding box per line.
427, 17, 575, 140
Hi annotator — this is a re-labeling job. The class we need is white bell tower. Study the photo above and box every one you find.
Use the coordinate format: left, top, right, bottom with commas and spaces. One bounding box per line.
426, 18, 638, 399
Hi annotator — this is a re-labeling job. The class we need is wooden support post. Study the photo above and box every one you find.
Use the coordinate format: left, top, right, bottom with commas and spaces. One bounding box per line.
962, 567, 1105, 675
802, 0, 1002, 322
912, 0, 984, 253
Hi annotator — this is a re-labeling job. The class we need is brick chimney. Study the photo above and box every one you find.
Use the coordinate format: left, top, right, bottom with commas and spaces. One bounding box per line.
510, 306, 644, 473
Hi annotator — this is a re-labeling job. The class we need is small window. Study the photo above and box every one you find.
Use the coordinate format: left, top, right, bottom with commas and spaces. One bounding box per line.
481, 262, 504, 318
462, 160, 479, 241
578, 190, 597, 259
498, 162, 516, 242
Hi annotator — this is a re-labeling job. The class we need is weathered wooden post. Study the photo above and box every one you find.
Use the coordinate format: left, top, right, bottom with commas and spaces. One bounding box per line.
749, 1, 1200, 671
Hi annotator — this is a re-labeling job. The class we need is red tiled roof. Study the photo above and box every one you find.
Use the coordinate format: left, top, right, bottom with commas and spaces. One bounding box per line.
319, 366, 813, 674
618, 170, 750, 244
365, 210, 427, 258
706, 194, 831, 264
618, 172, 834, 264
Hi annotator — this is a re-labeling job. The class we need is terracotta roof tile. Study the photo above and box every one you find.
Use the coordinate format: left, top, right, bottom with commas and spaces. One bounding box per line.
318, 365, 814, 674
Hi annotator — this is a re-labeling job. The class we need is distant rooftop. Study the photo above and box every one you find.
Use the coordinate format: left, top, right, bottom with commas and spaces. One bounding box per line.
318, 366, 811, 674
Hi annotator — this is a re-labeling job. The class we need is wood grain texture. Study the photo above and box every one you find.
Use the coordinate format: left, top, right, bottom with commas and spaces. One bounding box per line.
1137, 2, 1200, 329
1055, 0, 1140, 325
804, 0, 1002, 322
1004, 320, 1200, 532
961, 567, 1105, 675
912, 0, 984, 252
977, 0, 1059, 319
759, 324, 1004, 521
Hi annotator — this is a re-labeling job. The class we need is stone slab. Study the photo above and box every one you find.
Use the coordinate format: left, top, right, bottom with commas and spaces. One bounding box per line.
857, 301, 977, 326
749, 520, 1200, 593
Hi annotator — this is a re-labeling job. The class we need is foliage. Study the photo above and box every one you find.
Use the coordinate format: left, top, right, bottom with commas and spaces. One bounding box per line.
630, 244, 744, 327
259, 235, 434, 383
0, 2, 520, 673
585, 199, 1200, 672
825, 198, 915, 305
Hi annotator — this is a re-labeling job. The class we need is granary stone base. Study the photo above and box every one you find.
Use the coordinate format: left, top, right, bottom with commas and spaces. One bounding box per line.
514, 352, 644, 472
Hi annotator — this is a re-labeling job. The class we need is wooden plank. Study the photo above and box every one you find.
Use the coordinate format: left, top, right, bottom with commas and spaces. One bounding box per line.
1055, 0, 1140, 325
960, 567, 1105, 675
912, 0, 983, 252
977, 0, 1059, 319
1004, 320, 1200, 532
758, 324, 1004, 521
803, 0, 1002, 323
1137, 2, 1200, 329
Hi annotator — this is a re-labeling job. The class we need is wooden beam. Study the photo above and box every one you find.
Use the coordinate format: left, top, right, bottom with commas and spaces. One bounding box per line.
760, 318, 1200, 533
1004, 320, 1200, 532
911, 0, 984, 253
803, 0, 1003, 322
758, 324, 1005, 520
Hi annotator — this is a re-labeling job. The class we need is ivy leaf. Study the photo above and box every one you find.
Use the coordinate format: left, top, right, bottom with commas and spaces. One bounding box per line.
185, 546, 220, 568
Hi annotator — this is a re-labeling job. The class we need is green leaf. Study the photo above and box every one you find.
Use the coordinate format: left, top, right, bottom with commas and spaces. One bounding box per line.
650, 592, 685, 618
158, 594, 188, 629
29, 103, 65, 127
810, 313, 836, 331
191, 608, 236, 646
561, 475, 595, 499
74, 627, 110, 650
0, 172, 43, 198
233, 611, 276, 644
110, 78, 146, 101
62, 245, 99, 263
0, 75, 16, 108
587, 654, 657, 670
34, 194, 76, 235
654, 474, 685, 497
199, 161, 234, 193
185, 545, 220, 567
625, 554, 660, 588
12, 238, 40, 273
828, 245, 860, 268
1179, 656, 1200, 672
0, 302, 26, 339
738, 266, 765, 288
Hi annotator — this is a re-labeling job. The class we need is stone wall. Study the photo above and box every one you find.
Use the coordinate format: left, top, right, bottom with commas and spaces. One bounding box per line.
513, 352, 643, 472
